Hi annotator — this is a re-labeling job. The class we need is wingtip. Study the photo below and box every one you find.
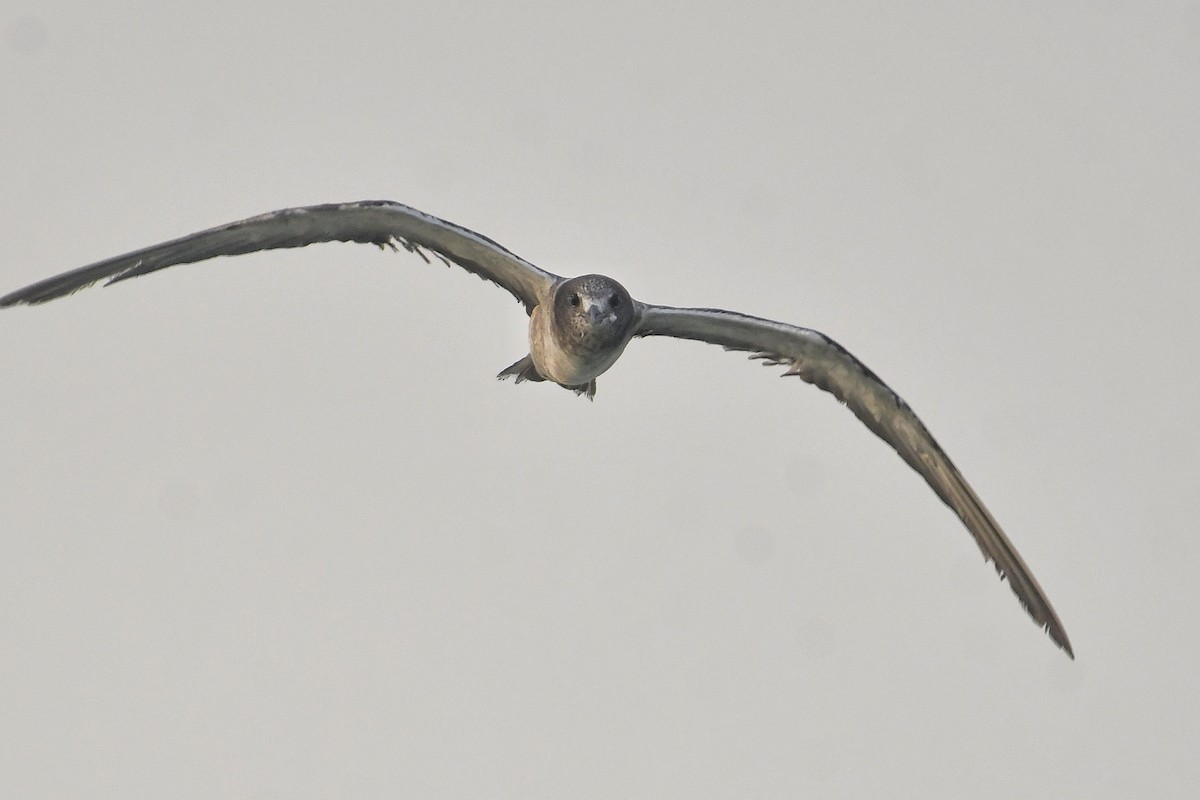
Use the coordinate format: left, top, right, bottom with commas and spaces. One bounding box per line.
1, 274, 101, 306
0, 288, 42, 307
1051, 626, 1075, 660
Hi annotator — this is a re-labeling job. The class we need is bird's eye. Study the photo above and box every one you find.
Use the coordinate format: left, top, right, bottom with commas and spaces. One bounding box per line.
569, 293, 581, 307
610, 294, 621, 308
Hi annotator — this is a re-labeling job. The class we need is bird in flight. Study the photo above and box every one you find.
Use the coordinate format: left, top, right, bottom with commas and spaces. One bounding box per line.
1, 199, 1073, 657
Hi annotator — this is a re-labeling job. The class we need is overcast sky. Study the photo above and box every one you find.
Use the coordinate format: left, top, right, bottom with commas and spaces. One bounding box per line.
2, 2, 1198, 797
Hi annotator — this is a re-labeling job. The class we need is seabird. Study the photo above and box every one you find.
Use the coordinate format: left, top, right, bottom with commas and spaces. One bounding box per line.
0, 199, 1073, 657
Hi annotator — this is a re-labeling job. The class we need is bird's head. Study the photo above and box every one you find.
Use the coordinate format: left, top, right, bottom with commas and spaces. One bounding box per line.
553, 274, 636, 350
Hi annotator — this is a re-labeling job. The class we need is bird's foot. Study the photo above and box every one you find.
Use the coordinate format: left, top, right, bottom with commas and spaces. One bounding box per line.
497, 356, 594, 400
569, 380, 597, 400
497, 355, 545, 384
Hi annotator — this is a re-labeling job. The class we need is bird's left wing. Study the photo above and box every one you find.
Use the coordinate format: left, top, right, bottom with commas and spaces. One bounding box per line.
634, 303, 1073, 658
0, 200, 559, 312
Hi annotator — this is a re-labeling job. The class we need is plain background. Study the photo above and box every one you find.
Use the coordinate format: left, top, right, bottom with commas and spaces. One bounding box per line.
1, 1, 1197, 797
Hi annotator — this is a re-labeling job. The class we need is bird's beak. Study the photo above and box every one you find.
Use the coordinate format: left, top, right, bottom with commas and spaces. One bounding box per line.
585, 304, 606, 325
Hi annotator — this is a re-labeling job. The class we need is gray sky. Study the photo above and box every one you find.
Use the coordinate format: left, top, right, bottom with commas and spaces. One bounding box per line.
2, 1, 1197, 797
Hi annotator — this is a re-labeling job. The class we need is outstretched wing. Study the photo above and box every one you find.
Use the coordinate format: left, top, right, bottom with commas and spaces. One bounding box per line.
0, 200, 559, 312
635, 303, 1073, 658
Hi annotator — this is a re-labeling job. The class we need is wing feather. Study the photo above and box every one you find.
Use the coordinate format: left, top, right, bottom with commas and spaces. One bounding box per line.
0, 200, 559, 311
636, 303, 1073, 658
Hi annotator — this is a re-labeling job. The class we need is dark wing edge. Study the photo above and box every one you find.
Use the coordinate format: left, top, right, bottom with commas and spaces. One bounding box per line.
635, 303, 1073, 658
0, 200, 560, 312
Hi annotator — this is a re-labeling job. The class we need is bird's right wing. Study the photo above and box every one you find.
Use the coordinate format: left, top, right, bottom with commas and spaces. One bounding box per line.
1, 200, 560, 312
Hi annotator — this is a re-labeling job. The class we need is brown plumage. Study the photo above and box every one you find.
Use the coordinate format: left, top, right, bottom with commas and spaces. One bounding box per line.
1, 199, 1073, 657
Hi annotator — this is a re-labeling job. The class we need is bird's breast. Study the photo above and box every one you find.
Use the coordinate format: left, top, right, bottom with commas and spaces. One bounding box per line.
528, 305, 628, 386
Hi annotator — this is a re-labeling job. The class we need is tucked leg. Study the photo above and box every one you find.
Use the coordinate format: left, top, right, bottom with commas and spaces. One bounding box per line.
569, 380, 597, 400
498, 355, 595, 399
496, 355, 545, 384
